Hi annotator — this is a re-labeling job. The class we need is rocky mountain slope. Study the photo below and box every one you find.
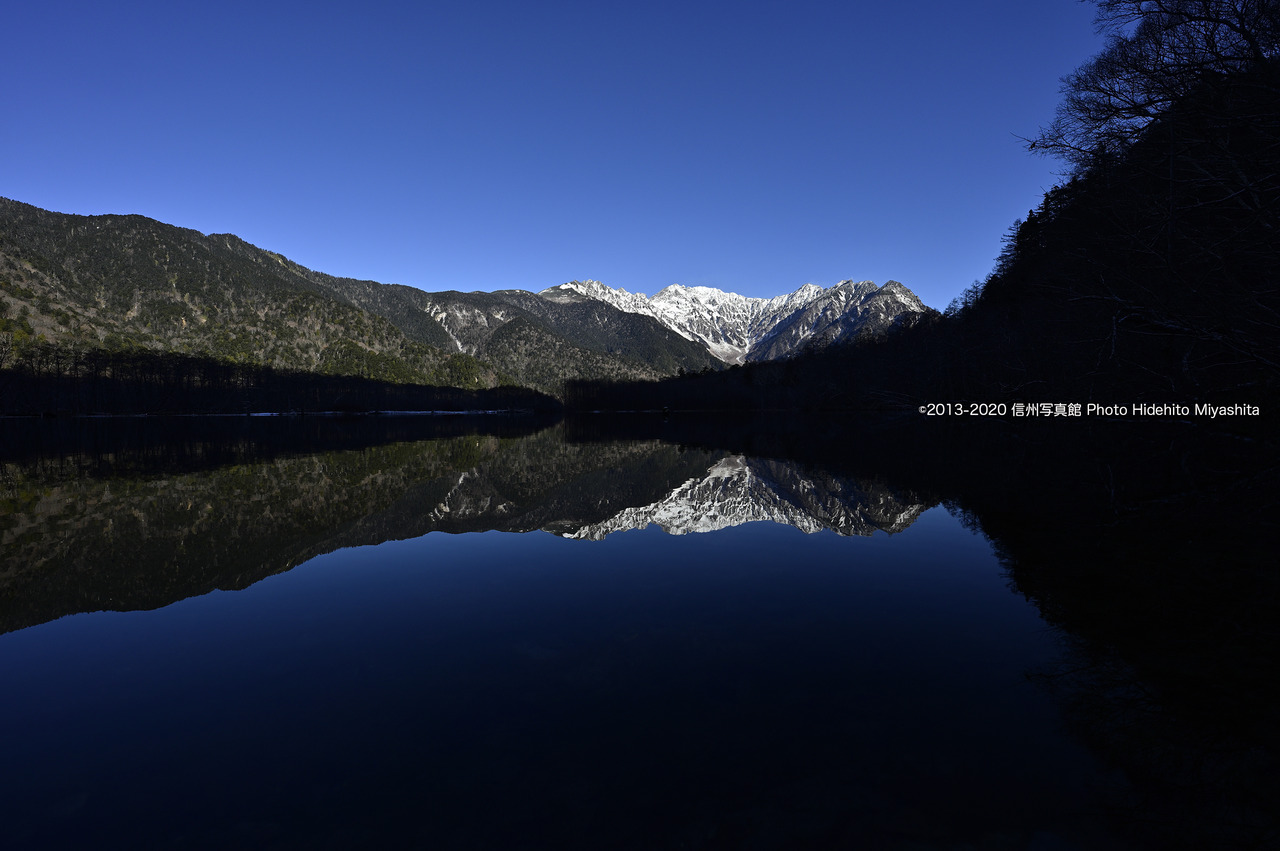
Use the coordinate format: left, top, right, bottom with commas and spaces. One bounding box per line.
542, 278, 933, 363
404, 289, 722, 381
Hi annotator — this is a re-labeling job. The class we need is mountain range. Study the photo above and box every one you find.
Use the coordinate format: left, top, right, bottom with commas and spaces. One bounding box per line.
542, 278, 929, 364
0, 198, 934, 396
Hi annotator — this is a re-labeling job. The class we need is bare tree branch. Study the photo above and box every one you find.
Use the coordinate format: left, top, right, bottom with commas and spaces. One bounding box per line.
1032, 1, 1280, 170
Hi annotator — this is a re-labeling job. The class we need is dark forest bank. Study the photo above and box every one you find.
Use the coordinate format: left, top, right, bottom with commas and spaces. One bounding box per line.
0, 347, 560, 416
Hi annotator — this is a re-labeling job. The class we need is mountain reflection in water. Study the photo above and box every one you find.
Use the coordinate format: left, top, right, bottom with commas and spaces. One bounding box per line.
0, 414, 1274, 850
561, 455, 925, 539
0, 420, 930, 633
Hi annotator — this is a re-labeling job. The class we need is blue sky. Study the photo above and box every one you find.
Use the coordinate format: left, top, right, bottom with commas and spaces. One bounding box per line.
4, 1, 1103, 308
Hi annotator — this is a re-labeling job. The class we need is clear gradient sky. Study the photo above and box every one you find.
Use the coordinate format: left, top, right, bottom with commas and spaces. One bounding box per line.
4, 1, 1106, 308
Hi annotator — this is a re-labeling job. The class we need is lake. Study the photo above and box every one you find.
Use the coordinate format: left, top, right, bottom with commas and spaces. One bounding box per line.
0, 414, 1273, 849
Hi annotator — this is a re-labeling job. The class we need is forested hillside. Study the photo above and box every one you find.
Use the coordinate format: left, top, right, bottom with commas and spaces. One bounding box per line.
0, 200, 500, 388
0, 199, 728, 404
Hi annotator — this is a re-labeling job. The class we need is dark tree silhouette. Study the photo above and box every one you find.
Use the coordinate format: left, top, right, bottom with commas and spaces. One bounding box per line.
1032, 0, 1280, 170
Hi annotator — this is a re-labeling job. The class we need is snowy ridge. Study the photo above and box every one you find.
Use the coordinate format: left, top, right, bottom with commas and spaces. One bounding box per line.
560, 455, 927, 540
539, 279, 657, 316
746, 279, 929, 362
540, 279, 929, 364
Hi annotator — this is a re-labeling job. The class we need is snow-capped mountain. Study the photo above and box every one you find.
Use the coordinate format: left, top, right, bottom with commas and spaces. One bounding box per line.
540, 279, 931, 364
561, 455, 927, 540
746, 280, 930, 362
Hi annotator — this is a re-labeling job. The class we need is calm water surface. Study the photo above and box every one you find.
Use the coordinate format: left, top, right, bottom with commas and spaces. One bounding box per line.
0, 421, 1137, 849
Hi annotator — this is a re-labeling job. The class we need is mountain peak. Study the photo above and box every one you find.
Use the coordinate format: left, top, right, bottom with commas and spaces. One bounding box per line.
653, 283, 737, 303
538, 278, 929, 365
